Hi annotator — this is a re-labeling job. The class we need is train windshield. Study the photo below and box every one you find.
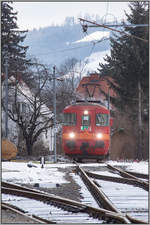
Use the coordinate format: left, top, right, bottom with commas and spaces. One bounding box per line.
63, 113, 76, 126
96, 114, 109, 126
81, 115, 90, 130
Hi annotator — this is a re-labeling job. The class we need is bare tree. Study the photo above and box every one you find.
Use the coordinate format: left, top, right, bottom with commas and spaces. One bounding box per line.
59, 58, 79, 90
56, 58, 82, 113
2, 62, 53, 156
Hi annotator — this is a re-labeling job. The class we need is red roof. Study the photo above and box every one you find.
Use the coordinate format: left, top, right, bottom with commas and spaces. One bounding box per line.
76, 73, 117, 101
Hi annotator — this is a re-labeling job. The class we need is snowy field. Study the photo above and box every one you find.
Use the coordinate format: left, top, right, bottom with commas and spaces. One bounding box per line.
2, 160, 148, 185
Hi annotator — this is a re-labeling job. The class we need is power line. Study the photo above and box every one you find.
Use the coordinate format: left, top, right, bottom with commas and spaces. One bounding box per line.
87, 24, 148, 28
104, 0, 110, 23
53, 37, 108, 80
79, 42, 96, 75
28, 43, 97, 57
79, 18, 148, 43
77, 19, 110, 76
27, 36, 109, 58
54, 42, 98, 80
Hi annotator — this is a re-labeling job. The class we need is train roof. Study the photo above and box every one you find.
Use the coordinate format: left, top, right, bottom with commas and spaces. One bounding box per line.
64, 102, 109, 112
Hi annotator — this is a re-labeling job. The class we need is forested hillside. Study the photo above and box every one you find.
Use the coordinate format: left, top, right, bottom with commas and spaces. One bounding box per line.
24, 16, 111, 66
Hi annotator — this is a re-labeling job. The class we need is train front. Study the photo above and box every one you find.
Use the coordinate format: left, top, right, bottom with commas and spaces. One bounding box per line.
62, 104, 111, 161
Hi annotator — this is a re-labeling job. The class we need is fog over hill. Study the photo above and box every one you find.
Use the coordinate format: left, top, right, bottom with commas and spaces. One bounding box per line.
24, 17, 112, 71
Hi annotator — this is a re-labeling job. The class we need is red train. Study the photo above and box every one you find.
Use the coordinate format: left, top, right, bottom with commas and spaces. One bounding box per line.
62, 102, 112, 162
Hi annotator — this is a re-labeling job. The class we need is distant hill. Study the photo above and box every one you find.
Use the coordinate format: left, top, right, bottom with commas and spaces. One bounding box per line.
24, 17, 111, 68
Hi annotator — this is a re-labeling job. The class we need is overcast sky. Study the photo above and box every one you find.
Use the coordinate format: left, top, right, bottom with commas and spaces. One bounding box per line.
13, 2, 131, 30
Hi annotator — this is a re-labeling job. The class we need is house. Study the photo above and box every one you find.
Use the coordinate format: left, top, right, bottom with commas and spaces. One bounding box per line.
76, 73, 117, 110
2, 75, 54, 158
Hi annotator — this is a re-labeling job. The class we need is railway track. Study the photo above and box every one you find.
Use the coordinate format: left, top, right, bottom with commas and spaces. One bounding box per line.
106, 164, 149, 191
2, 194, 101, 224
2, 163, 148, 224
2, 202, 56, 224
75, 163, 148, 224
83, 166, 148, 191
2, 181, 136, 224
84, 170, 148, 189
124, 170, 149, 180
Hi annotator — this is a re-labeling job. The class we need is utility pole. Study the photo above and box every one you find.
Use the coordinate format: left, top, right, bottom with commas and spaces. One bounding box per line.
108, 88, 110, 110
53, 66, 57, 163
108, 88, 111, 159
138, 80, 143, 160
4, 53, 9, 138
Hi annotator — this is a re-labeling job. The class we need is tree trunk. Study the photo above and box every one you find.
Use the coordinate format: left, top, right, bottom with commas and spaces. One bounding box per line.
26, 139, 33, 156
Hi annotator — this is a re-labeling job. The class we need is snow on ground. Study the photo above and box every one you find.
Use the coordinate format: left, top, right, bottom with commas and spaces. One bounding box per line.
73, 31, 110, 44
125, 161, 149, 174
83, 50, 110, 73
71, 31, 110, 74
108, 160, 149, 174
2, 160, 148, 221
57, 49, 110, 80
2, 162, 70, 185
2, 160, 148, 186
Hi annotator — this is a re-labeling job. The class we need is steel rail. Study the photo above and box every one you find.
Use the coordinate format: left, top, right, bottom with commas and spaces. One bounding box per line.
2, 186, 86, 212
124, 170, 149, 180
126, 214, 148, 224
2, 181, 45, 194
76, 165, 148, 224
76, 165, 131, 224
2, 185, 131, 224
2, 202, 56, 224
107, 164, 149, 191
83, 170, 148, 190
31, 214, 56, 224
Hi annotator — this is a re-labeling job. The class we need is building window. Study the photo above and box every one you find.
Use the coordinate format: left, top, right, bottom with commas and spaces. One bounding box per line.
12, 102, 28, 115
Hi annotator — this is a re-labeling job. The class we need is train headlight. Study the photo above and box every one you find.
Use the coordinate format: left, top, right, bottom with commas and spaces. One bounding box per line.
69, 132, 75, 138
84, 110, 88, 115
96, 133, 103, 139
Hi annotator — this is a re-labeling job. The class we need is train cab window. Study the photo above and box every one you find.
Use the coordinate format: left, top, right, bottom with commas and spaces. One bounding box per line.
96, 114, 109, 126
81, 115, 90, 130
63, 113, 76, 126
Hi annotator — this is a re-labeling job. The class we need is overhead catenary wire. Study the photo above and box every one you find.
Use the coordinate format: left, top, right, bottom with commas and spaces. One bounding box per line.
54, 38, 106, 80
101, 1, 113, 47
32, 29, 109, 79
79, 42, 96, 75
103, 0, 110, 24
32, 20, 102, 57
26, 20, 111, 81
27, 38, 109, 57
79, 18, 148, 43
76, 21, 109, 77
77, 19, 110, 76
88, 23, 149, 28
56, 40, 110, 82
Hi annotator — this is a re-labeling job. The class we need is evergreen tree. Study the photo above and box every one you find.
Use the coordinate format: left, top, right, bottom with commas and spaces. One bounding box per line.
99, 2, 148, 111
98, 2, 149, 159
1, 2, 29, 79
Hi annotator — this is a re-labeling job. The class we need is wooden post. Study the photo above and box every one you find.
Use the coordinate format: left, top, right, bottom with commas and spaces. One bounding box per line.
138, 80, 142, 160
